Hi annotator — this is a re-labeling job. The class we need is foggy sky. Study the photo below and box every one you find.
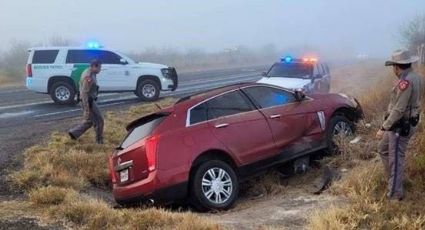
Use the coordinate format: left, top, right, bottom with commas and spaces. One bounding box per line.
0, 0, 424, 58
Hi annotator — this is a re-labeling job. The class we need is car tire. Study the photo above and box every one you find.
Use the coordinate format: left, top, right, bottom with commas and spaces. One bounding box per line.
136, 79, 160, 101
326, 115, 354, 153
50, 81, 76, 105
190, 160, 238, 211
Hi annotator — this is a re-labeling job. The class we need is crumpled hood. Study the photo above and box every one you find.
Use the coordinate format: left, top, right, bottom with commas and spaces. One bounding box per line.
137, 62, 168, 69
257, 77, 311, 89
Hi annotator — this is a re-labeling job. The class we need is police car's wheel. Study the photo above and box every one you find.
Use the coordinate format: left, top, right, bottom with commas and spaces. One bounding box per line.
50, 81, 76, 105
190, 160, 238, 211
136, 79, 160, 101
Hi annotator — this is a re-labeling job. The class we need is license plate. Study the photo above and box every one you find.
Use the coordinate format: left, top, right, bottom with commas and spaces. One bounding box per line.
120, 169, 129, 183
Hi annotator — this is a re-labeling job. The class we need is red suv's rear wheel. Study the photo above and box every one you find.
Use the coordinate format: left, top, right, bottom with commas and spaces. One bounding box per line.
190, 160, 238, 211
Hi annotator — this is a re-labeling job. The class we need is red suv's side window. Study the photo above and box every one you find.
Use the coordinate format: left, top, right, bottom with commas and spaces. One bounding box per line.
243, 86, 296, 109
189, 90, 255, 126
206, 91, 255, 119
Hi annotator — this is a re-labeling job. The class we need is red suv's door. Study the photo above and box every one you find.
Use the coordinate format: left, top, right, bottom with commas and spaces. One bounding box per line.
242, 86, 311, 150
205, 90, 277, 165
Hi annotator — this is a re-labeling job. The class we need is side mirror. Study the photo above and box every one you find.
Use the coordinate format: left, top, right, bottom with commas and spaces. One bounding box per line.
261, 71, 267, 77
120, 58, 128, 65
294, 89, 306, 101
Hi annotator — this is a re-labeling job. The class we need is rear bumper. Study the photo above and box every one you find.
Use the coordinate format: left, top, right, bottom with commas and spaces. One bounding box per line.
112, 171, 188, 205
26, 77, 47, 93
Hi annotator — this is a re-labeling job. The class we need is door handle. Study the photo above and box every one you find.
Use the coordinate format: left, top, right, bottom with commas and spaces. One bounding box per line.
215, 123, 229, 128
270, 114, 281, 119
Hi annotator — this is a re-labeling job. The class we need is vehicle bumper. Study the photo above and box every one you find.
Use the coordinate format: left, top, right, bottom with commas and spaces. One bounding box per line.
353, 98, 364, 121
26, 77, 47, 93
112, 171, 187, 204
161, 67, 178, 91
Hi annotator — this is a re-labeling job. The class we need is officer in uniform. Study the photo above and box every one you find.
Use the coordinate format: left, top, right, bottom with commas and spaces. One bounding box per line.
376, 49, 423, 201
68, 59, 104, 144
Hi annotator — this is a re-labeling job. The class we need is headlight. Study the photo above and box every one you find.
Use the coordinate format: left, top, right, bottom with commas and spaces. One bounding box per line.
161, 68, 171, 78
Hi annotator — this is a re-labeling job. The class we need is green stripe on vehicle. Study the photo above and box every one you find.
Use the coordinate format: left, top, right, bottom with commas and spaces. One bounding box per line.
70, 64, 89, 88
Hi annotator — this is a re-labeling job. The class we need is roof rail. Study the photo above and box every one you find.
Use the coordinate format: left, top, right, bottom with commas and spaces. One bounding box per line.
174, 82, 252, 105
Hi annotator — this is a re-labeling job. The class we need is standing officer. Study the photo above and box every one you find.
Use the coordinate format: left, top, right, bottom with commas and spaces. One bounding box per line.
376, 49, 423, 201
69, 59, 104, 144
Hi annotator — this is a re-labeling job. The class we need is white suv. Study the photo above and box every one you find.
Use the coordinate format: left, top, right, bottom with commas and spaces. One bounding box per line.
25, 47, 178, 104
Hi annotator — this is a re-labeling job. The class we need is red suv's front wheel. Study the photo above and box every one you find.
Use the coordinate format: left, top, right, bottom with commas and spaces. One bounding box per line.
190, 160, 238, 211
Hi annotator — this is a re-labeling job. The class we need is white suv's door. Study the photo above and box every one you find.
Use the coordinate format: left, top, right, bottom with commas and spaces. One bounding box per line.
65, 49, 132, 92
96, 50, 132, 91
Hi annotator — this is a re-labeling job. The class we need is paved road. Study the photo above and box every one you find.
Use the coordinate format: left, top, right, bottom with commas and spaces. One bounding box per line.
0, 66, 266, 174
0, 66, 265, 127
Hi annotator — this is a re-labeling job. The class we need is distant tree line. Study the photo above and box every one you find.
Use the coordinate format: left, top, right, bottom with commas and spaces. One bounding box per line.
402, 15, 425, 64
0, 37, 278, 82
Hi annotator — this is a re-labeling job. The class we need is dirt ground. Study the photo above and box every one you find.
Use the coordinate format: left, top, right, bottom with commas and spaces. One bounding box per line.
0, 61, 386, 229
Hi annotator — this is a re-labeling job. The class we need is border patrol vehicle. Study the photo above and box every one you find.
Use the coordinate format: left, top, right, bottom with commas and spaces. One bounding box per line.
258, 56, 330, 93
25, 44, 178, 104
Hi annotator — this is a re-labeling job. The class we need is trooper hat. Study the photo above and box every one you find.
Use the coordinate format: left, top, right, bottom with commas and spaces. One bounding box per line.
385, 49, 419, 66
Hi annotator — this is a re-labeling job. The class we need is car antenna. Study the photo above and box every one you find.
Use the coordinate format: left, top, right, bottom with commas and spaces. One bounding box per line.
154, 103, 162, 110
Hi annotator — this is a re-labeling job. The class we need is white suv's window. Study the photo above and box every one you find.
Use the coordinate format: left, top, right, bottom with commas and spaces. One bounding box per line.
66, 50, 122, 64
32, 50, 59, 64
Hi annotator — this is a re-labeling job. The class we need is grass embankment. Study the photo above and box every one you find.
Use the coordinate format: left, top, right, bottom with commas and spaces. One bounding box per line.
308, 67, 425, 229
0, 71, 18, 86
7, 98, 220, 230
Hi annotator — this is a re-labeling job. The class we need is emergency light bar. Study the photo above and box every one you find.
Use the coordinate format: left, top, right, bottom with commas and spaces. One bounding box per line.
280, 56, 318, 63
280, 56, 293, 63
86, 41, 102, 49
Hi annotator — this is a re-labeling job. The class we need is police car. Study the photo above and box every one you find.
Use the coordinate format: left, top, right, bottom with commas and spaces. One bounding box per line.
25, 43, 178, 104
258, 56, 330, 93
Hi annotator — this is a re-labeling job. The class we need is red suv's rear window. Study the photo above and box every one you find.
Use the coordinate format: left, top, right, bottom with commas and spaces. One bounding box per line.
119, 114, 168, 149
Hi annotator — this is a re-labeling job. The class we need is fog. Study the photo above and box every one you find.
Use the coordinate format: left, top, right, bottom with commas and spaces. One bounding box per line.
0, 0, 424, 59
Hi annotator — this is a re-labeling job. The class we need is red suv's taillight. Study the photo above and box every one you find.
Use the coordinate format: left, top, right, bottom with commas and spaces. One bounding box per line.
146, 135, 159, 172
26, 64, 32, 77
109, 155, 117, 183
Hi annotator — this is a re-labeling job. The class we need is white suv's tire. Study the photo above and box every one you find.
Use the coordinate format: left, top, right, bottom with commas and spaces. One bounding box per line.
50, 81, 76, 105
136, 79, 160, 101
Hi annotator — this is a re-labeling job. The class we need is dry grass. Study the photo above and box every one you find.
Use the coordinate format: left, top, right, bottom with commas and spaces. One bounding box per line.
6, 98, 221, 229
26, 186, 219, 230
0, 188, 219, 230
308, 67, 425, 229
10, 98, 176, 191
29, 186, 78, 205
0, 71, 18, 86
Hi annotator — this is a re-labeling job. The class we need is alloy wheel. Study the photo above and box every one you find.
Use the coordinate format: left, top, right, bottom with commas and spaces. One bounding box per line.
55, 86, 71, 101
142, 84, 156, 98
201, 167, 233, 204
333, 121, 353, 137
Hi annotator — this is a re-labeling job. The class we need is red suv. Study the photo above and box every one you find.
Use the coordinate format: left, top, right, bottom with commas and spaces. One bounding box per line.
109, 83, 362, 210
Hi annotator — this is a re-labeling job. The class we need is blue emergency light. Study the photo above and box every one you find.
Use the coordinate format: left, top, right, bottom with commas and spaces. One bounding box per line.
86, 41, 101, 49
281, 56, 293, 63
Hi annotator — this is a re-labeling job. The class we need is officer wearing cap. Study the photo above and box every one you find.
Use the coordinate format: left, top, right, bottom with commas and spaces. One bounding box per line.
68, 59, 104, 144
376, 49, 424, 201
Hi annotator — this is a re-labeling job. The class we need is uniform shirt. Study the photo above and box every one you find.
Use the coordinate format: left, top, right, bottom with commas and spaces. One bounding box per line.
382, 68, 424, 130
80, 68, 98, 101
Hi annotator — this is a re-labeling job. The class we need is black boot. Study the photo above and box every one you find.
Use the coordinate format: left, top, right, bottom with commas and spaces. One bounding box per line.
68, 131, 77, 140
96, 137, 104, 145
